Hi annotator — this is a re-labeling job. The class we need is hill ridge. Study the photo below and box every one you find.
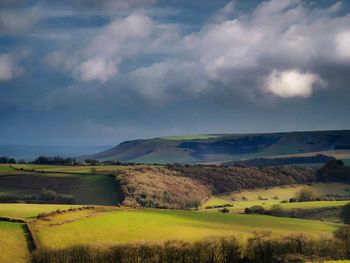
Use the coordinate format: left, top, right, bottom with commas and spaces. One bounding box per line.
86, 129, 350, 164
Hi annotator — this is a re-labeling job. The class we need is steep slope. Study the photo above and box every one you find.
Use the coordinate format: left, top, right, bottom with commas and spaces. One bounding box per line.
87, 130, 350, 164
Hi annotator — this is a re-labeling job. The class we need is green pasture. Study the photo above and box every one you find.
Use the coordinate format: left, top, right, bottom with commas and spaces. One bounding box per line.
160, 134, 220, 140
0, 164, 26, 175
0, 203, 85, 219
31, 208, 341, 250
202, 183, 350, 212
0, 221, 30, 263
0, 165, 119, 205
11, 164, 130, 174
202, 197, 349, 213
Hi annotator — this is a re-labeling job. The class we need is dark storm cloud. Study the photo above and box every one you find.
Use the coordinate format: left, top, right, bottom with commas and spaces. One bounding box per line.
0, 0, 350, 145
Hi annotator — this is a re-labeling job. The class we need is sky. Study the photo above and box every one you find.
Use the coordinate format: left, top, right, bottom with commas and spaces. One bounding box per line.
0, 0, 350, 146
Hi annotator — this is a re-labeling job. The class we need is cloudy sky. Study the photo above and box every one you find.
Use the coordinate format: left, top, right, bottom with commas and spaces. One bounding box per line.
0, 0, 350, 145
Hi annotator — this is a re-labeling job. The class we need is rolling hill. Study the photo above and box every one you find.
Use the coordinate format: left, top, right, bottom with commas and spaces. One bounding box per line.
86, 130, 350, 164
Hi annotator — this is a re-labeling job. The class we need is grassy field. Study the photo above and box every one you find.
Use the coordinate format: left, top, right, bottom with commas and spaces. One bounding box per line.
30, 207, 341, 250
201, 183, 350, 212
0, 164, 27, 175
202, 197, 349, 212
0, 203, 85, 219
0, 165, 119, 205
160, 134, 220, 140
10, 164, 130, 174
0, 221, 30, 263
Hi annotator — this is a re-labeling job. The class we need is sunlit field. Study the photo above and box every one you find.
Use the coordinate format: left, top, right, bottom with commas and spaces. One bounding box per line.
30, 207, 341, 250
0, 221, 30, 263
201, 183, 350, 212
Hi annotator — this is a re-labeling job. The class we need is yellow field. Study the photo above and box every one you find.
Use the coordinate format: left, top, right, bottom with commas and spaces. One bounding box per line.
30, 207, 341, 250
0, 203, 85, 219
202, 183, 350, 212
0, 221, 30, 263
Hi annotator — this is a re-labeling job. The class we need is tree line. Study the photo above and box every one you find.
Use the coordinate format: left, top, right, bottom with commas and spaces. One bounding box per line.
32, 228, 350, 263
168, 160, 350, 195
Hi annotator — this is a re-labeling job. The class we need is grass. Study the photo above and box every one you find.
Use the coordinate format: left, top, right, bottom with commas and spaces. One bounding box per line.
0, 221, 30, 263
30, 208, 341, 250
201, 183, 350, 212
0, 164, 26, 175
11, 164, 130, 174
0, 165, 119, 205
159, 134, 220, 140
0, 203, 84, 219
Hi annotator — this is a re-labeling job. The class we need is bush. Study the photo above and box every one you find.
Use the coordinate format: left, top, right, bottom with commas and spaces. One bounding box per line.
340, 203, 350, 224
270, 204, 283, 212
295, 188, 316, 202
38, 188, 75, 204
31, 233, 350, 263
39, 188, 57, 201
245, 205, 265, 214
219, 208, 230, 213
289, 197, 297, 203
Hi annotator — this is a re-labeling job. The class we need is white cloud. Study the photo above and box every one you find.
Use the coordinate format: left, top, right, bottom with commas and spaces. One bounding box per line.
335, 31, 350, 61
45, 0, 350, 100
75, 57, 118, 82
0, 54, 17, 81
87, 13, 154, 58
52, 13, 179, 83
263, 70, 325, 98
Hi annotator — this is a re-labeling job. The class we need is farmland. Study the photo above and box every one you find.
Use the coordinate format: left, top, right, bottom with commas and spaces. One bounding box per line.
0, 202, 346, 262
0, 165, 119, 205
29, 207, 340, 250
0, 221, 30, 263
1, 161, 350, 262
0, 203, 85, 219
201, 183, 350, 212
7, 164, 128, 174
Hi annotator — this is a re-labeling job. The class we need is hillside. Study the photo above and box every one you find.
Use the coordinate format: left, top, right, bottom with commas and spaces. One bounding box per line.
86, 130, 350, 164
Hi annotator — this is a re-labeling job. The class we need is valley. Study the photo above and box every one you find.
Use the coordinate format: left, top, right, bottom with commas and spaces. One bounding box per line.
1, 157, 350, 262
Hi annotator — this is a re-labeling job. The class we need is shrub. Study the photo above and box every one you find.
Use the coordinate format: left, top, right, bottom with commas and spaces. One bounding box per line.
245, 205, 265, 214
31, 233, 350, 263
39, 188, 57, 201
219, 208, 230, 213
289, 197, 297, 203
340, 203, 350, 224
270, 204, 283, 212
295, 188, 316, 202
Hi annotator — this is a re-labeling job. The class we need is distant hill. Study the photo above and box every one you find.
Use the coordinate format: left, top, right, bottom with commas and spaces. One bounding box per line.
86, 130, 350, 164
222, 154, 336, 167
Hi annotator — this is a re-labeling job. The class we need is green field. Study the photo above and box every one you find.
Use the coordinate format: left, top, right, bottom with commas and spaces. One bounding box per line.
0, 165, 119, 205
86, 130, 350, 163
202, 183, 350, 212
30, 208, 341, 250
160, 134, 220, 140
0, 165, 26, 175
10, 164, 130, 174
0, 203, 86, 219
0, 221, 30, 263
